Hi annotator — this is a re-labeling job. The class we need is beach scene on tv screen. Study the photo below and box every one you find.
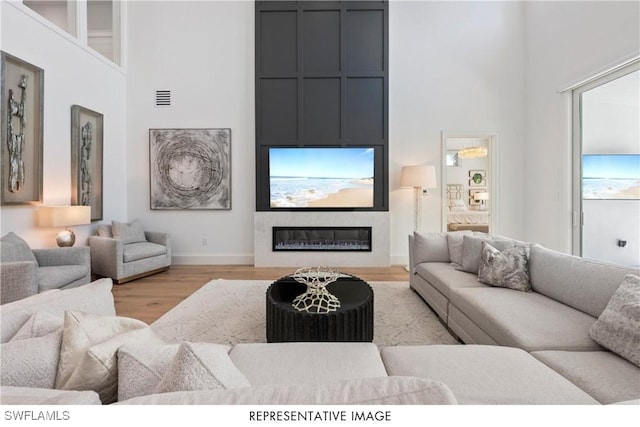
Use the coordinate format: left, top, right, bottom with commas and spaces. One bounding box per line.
583, 154, 640, 200
269, 147, 374, 208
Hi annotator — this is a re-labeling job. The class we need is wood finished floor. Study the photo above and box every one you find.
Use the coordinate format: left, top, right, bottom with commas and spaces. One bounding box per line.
112, 265, 409, 324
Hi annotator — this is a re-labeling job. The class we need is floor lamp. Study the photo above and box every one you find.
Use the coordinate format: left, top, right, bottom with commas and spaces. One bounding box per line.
400, 165, 437, 271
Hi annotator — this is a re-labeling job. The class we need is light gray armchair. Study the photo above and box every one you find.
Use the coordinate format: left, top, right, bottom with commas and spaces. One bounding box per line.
0, 232, 91, 304
89, 220, 171, 284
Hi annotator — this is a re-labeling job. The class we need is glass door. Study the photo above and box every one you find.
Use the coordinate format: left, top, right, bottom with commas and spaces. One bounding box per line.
572, 63, 640, 267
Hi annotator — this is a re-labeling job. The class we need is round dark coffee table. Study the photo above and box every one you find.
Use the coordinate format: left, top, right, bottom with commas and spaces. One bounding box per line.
266, 274, 374, 342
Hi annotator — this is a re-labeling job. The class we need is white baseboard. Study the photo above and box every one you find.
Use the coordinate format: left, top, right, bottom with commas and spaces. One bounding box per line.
171, 254, 254, 265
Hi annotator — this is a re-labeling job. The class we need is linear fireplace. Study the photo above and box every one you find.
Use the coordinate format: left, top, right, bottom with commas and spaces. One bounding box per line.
273, 227, 372, 252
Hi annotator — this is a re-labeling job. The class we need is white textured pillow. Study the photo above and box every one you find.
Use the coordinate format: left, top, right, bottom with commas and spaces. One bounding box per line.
413, 232, 450, 264
10, 312, 64, 341
112, 219, 146, 244
1, 278, 115, 343
117, 343, 181, 401
1, 329, 63, 389
590, 274, 640, 367
55, 311, 164, 404
155, 342, 250, 393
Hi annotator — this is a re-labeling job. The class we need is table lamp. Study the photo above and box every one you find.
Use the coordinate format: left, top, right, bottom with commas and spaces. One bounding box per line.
474, 192, 489, 211
38, 205, 91, 247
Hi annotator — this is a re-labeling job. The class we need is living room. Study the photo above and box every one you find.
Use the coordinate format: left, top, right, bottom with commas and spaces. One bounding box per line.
1, 0, 639, 423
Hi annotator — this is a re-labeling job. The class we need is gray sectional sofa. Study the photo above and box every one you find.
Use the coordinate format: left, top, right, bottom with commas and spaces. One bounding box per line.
401, 230, 640, 404
1, 234, 638, 405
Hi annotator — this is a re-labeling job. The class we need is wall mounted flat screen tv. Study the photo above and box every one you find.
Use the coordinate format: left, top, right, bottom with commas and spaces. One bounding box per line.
269, 147, 375, 208
583, 154, 640, 200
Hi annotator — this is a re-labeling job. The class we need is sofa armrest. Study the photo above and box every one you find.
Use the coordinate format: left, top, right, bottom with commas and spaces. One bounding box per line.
145, 231, 169, 246
33, 247, 90, 267
89, 236, 123, 278
0, 261, 38, 304
145, 232, 171, 258
408, 233, 416, 275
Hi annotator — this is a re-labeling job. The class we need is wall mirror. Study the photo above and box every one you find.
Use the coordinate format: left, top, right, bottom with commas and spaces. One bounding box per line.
441, 132, 498, 234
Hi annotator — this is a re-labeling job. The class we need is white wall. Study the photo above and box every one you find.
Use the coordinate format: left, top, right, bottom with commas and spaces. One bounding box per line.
0, 1, 127, 248
126, 1, 255, 264
389, 0, 526, 263
523, 1, 640, 252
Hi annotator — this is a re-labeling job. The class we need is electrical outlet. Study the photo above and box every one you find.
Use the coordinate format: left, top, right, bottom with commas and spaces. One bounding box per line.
202, 238, 208, 246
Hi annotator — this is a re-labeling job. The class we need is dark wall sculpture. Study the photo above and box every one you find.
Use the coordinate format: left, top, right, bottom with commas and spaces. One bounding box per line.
255, 1, 389, 211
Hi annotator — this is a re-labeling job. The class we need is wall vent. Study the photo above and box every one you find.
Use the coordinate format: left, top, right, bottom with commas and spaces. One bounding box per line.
155, 90, 171, 107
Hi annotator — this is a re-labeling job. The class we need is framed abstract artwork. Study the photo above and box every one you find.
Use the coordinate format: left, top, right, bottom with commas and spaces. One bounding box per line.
71, 105, 103, 221
149, 128, 231, 210
1, 52, 44, 205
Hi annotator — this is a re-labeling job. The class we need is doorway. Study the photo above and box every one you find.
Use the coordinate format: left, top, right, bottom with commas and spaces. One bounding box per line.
441, 133, 498, 234
572, 63, 640, 267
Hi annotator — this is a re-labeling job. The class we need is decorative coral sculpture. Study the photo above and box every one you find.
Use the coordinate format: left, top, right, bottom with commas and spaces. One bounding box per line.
291, 266, 342, 313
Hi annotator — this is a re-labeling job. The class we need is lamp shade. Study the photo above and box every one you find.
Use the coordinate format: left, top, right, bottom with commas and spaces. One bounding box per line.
474, 192, 489, 201
400, 165, 437, 189
38, 206, 91, 227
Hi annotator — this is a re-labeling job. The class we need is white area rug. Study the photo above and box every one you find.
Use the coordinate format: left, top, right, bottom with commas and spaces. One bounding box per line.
151, 279, 458, 348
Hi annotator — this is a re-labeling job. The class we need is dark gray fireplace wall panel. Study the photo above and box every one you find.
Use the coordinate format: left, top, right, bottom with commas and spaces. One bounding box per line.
255, 1, 389, 211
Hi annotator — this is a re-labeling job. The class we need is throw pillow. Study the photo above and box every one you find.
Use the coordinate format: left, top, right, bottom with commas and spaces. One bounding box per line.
589, 274, 640, 367
155, 342, 250, 393
1, 329, 63, 389
112, 219, 147, 244
413, 232, 450, 264
457, 234, 516, 274
55, 310, 164, 404
9, 312, 64, 341
0, 232, 37, 263
446, 230, 473, 266
117, 343, 181, 401
477, 242, 531, 292
97, 224, 113, 238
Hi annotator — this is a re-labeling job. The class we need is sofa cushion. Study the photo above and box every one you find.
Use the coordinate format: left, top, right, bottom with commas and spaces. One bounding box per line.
55, 311, 163, 404
155, 342, 250, 393
415, 263, 485, 300
381, 345, 598, 404
37, 265, 91, 292
229, 342, 387, 386
529, 244, 639, 318
0, 278, 115, 343
0, 232, 37, 263
123, 242, 167, 263
413, 232, 450, 264
0, 329, 62, 389
477, 242, 531, 292
457, 234, 516, 274
589, 274, 640, 367
112, 219, 147, 244
531, 350, 640, 404
118, 343, 181, 401
446, 230, 473, 265
115, 376, 457, 405
450, 287, 601, 351
0, 386, 101, 405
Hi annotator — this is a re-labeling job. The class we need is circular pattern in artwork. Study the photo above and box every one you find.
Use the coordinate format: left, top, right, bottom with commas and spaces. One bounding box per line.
150, 129, 230, 209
